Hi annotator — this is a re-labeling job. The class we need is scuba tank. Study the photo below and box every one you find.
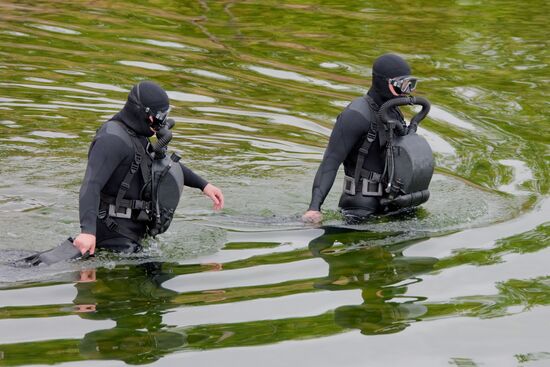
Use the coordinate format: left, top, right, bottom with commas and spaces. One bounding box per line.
378, 96, 434, 210
148, 120, 185, 237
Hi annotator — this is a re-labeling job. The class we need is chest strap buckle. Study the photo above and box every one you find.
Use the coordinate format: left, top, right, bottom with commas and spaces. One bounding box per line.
108, 204, 132, 219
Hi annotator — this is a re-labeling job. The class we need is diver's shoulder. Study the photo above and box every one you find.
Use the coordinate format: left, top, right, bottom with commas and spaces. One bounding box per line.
96, 120, 130, 136
95, 120, 134, 145
341, 96, 375, 122
346, 96, 372, 113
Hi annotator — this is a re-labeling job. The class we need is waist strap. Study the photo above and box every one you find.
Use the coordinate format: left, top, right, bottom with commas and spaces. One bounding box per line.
343, 174, 383, 197
97, 212, 142, 243
100, 193, 151, 211
359, 169, 381, 183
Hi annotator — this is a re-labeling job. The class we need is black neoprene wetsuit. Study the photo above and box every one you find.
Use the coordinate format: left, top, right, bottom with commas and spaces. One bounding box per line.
79, 120, 207, 245
307, 93, 404, 214
307, 54, 412, 218
79, 82, 207, 248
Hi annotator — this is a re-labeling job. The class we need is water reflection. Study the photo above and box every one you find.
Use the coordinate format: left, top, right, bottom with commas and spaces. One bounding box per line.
0, 223, 549, 364
0, 263, 184, 365
73, 264, 184, 365
309, 227, 437, 335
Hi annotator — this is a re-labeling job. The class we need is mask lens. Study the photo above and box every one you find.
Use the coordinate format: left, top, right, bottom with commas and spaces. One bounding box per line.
154, 107, 170, 123
401, 78, 417, 93
148, 107, 170, 130
390, 76, 417, 94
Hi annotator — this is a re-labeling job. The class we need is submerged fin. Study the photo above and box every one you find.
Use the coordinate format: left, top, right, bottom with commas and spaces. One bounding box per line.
14, 238, 82, 267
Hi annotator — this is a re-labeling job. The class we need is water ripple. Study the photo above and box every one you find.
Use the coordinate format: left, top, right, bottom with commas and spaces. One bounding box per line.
27, 23, 81, 35
246, 65, 352, 91
116, 60, 172, 71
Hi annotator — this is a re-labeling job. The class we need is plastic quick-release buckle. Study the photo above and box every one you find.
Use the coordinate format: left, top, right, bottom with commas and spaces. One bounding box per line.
170, 152, 181, 163
361, 178, 383, 197
131, 200, 151, 211
106, 219, 119, 231
343, 176, 356, 195
362, 170, 381, 182
109, 204, 132, 219
130, 161, 139, 174
366, 130, 376, 142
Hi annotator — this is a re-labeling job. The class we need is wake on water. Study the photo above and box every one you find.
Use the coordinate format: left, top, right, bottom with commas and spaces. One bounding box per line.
0, 172, 522, 286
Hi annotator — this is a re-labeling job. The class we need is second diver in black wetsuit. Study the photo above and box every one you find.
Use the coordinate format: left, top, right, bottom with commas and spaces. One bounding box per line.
74, 81, 225, 256
303, 54, 432, 224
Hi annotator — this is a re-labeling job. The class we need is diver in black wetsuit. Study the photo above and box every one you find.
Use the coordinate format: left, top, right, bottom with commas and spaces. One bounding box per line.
303, 54, 424, 223
73, 81, 224, 256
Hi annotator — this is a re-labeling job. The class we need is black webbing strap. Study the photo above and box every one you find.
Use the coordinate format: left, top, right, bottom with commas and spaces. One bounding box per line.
100, 193, 150, 211
112, 123, 148, 213
359, 169, 382, 183
97, 120, 151, 242
353, 95, 380, 194
140, 142, 152, 187
98, 212, 141, 242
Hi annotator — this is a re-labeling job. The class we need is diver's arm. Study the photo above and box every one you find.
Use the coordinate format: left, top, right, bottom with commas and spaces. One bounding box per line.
79, 134, 128, 236
306, 109, 367, 213
179, 163, 208, 190
179, 163, 224, 210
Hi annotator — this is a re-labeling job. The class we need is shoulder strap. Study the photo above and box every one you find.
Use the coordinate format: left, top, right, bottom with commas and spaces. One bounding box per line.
110, 121, 149, 213
93, 120, 150, 243
352, 95, 380, 193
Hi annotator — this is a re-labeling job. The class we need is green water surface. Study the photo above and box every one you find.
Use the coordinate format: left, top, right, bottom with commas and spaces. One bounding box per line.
0, 1, 548, 366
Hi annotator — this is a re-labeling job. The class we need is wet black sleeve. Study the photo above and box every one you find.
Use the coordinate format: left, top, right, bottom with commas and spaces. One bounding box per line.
179, 163, 208, 190
308, 109, 369, 211
79, 134, 129, 235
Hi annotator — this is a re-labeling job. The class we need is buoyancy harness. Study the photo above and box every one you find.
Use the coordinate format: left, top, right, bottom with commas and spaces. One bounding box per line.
98, 119, 184, 241
344, 95, 434, 212
378, 96, 434, 210
343, 95, 393, 198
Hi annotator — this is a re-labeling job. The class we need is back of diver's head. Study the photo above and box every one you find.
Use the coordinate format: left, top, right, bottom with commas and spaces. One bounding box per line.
121, 81, 170, 137
129, 81, 169, 112
371, 53, 411, 102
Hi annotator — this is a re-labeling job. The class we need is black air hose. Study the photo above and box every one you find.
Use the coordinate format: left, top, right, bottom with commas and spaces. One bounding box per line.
379, 96, 431, 134
151, 118, 175, 154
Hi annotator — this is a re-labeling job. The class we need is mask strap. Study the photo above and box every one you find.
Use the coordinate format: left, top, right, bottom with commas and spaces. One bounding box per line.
373, 71, 389, 79
128, 82, 144, 108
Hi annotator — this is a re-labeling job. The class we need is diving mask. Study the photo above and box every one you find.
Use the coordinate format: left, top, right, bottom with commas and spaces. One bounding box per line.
146, 106, 171, 131
389, 76, 417, 95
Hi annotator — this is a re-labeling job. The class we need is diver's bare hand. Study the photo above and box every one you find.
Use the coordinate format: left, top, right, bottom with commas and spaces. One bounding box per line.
203, 183, 224, 211
74, 233, 96, 255
302, 210, 323, 224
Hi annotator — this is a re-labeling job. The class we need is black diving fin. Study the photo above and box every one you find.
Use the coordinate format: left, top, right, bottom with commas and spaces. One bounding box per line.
15, 237, 84, 267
